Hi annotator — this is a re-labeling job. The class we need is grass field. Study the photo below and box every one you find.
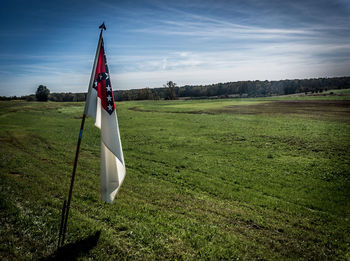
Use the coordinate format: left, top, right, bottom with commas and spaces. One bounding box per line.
1, 92, 350, 260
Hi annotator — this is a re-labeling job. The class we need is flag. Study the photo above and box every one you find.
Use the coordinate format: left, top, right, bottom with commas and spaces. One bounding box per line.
84, 34, 125, 203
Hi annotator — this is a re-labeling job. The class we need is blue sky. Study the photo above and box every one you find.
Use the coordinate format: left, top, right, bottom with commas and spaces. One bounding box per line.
0, 0, 349, 96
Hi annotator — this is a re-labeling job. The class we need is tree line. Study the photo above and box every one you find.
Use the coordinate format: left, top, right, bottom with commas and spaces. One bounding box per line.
1, 77, 349, 102
114, 77, 350, 101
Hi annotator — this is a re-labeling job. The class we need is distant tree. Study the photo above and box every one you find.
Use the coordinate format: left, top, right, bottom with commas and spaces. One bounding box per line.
62, 93, 74, 102
35, 85, 50, 101
25, 95, 36, 101
164, 81, 177, 100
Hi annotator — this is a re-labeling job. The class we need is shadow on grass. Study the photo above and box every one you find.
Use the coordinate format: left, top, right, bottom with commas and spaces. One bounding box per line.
42, 231, 101, 261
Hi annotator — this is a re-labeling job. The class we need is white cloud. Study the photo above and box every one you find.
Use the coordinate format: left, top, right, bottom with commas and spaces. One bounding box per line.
114, 57, 350, 89
3, 39, 349, 96
1, 1, 349, 96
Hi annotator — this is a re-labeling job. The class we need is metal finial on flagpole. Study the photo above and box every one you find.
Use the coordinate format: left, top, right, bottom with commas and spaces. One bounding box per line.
99, 22, 106, 31
98, 22, 106, 39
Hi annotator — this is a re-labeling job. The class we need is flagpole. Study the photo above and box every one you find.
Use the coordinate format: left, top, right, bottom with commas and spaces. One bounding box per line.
58, 24, 105, 248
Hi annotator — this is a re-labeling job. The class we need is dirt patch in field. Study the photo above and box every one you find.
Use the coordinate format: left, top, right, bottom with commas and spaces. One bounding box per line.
9, 171, 21, 177
128, 100, 350, 121
214, 100, 350, 121
128, 106, 214, 114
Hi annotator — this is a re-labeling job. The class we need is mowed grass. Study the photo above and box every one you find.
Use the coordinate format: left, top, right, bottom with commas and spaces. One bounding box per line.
0, 94, 350, 260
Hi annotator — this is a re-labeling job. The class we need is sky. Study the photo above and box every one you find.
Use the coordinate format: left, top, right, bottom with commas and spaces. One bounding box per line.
0, 0, 349, 96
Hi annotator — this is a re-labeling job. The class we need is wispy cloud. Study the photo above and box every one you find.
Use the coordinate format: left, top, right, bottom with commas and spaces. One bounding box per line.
133, 20, 318, 41
0, 0, 349, 96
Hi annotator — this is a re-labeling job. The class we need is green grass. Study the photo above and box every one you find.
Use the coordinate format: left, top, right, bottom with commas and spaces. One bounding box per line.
1, 95, 350, 260
323, 89, 350, 95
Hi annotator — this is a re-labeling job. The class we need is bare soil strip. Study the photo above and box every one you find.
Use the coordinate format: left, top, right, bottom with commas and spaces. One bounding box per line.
129, 100, 350, 121
216, 100, 350, 121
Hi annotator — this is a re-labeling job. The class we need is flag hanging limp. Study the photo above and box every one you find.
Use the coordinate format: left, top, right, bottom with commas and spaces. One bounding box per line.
84, 35, 125, 203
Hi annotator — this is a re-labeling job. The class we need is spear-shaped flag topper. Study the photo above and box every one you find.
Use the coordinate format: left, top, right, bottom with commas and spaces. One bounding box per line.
99, 22, 106, 31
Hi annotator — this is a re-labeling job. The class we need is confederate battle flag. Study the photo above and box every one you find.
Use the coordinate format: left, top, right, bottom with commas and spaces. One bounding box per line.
84, 33, 125, 203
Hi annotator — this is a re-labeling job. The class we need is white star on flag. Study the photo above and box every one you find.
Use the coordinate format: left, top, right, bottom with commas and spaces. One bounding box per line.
107, 95, 112, 101
107, 104, 113, 111
105, 73, 109, 79
106, 86, 111, 92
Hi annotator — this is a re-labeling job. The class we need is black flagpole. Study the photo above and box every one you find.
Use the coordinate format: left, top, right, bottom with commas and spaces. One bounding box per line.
58, 23, 106, 248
